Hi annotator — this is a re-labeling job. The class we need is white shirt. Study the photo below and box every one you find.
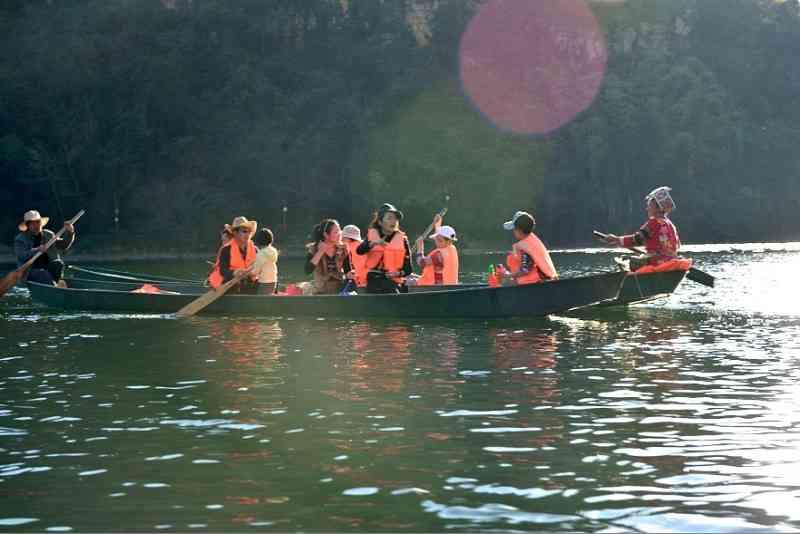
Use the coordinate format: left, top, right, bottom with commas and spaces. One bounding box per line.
252, 245, 278, 284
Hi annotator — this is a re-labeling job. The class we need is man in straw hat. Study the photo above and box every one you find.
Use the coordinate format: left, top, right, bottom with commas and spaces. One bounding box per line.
207, 216, 259, 293
14, 210, 76, 285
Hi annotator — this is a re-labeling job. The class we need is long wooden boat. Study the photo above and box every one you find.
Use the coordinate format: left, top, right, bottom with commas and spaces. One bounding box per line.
28, 271, 625, 318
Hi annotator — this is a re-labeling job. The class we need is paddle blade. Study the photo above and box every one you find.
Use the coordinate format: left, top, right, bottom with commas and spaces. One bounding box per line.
686, 267, 715, 288
0, 268, 24, 298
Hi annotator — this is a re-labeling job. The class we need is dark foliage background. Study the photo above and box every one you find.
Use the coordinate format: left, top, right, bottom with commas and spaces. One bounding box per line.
2, 0, 799, 252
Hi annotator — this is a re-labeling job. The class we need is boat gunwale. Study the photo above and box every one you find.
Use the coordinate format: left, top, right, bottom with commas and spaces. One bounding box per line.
52, 271, 623, 300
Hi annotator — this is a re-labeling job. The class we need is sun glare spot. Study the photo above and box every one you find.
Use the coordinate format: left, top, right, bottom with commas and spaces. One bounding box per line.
459, 0, 608, 135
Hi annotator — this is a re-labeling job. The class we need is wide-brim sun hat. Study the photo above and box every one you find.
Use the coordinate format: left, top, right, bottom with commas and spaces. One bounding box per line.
230, 216, 257, 235
377, 203, 404, 221
18, 210, 49, 232
429, 225, 457, 241
502, 211, 533, 231
341, 225, 362, 241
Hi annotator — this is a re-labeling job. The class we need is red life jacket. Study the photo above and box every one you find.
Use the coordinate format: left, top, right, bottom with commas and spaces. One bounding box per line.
365, 228, 407, 284
417, 244, 459, 286
346, 240, 368, 287
208, 240, 257, 289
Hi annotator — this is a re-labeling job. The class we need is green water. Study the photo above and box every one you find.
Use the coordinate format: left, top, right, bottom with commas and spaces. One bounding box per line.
2, 245, 800, 532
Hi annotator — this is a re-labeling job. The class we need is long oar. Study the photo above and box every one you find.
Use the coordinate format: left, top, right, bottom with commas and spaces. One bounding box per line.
593, 230, 714, 288
411, 203, 449, 255
0, 210, 85, 297
175, 268, 252, 317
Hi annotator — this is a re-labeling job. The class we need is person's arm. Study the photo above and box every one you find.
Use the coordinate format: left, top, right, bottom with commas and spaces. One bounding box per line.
52, 226, 76, 252
219, 246, 234, 282
304, 249, 318, 275
356, 239, 373, 255
510, 251, 534, 279
342, 251, 353, 274
401, 238, 413, 277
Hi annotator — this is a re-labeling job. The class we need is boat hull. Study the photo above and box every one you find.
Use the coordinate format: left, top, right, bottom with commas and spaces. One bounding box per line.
601, 269, 688, 306
30, 271, 625, 318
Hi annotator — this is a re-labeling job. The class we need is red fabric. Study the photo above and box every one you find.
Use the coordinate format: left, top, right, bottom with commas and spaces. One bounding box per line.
621, 217, 681, 264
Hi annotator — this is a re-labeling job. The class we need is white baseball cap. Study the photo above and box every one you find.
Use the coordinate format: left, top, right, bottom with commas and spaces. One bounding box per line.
430, 225, 457, 241
502, 211, 533, 230
341, 224, 362, 241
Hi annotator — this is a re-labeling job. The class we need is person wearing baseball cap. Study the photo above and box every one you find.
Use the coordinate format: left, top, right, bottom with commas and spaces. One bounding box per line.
500, 210, 558, 285
412, 213, 459, 286
600, 186, 681, 271
14, 210, 76, 286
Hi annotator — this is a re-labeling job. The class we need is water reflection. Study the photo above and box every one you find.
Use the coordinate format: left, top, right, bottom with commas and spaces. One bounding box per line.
3, 249, 800, 531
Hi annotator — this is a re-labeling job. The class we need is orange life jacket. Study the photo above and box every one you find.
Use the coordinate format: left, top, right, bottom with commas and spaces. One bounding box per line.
208, 240, 257, 289
365, 228, 407, 284
633, 257, 693, 274
346, 240, 368, 287
506, 233, 558, 285
417, 244, 459, 286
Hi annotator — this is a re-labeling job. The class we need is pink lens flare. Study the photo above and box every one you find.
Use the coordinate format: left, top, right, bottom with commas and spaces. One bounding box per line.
459, 0, 608, 135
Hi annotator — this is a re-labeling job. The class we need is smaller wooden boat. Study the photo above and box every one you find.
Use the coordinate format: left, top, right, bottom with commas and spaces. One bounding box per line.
28, 271, 625, 318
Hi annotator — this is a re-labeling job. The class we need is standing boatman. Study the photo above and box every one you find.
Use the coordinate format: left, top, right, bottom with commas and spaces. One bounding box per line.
14, 210, 76, 286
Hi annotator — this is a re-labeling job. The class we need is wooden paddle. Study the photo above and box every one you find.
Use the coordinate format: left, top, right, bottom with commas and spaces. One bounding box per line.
0, 210, 85, 298
411, 204, 449, 255
175, 268, 252, 317
593, 230, 714, 288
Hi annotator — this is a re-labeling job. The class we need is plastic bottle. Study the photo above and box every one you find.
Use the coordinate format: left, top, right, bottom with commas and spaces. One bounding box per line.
488, 264, 499, 287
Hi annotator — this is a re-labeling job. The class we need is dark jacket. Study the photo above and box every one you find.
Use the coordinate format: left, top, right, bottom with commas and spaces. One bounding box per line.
14, 229, 75, 268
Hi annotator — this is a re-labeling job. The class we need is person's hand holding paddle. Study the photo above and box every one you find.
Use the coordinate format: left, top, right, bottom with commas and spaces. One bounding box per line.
600, 233, 620, 246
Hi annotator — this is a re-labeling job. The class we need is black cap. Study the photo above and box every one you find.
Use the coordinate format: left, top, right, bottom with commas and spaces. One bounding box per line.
377, 203, 404, 221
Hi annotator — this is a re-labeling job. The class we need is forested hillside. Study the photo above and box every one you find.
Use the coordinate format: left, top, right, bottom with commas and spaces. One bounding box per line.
2, 0, 799, 251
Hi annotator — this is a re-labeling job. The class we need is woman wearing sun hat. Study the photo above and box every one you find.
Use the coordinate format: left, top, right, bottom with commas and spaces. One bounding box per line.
208, 216, 258, 293
342, 224, 368, 288
601, 186, 681, 271
500, 210, 557, 285
14, 210, 76, 286
413, 214, 459, 286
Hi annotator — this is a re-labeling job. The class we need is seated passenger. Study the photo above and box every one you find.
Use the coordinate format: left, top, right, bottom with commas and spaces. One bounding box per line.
342, 225, 368, 288
253, 228, 279, 295
305, 219, 354, 295
413, 214, 459, 286
500, 211, 557, 285
356, 203, 412, 294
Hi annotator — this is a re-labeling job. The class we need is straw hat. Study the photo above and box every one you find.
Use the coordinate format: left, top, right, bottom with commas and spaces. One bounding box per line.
341, 225, 363, 241
230, 216, 257, 235
18, 210, 49, 232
